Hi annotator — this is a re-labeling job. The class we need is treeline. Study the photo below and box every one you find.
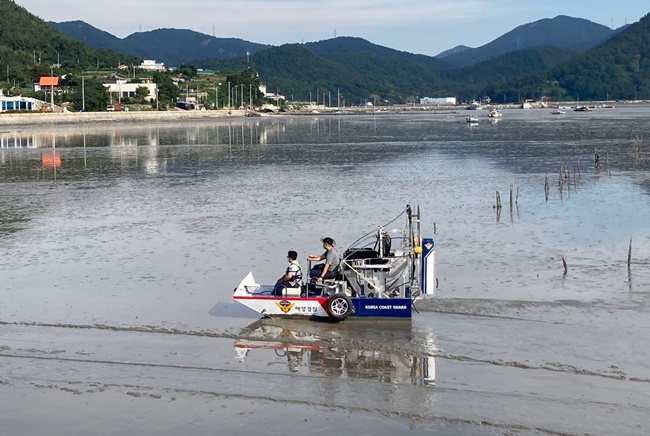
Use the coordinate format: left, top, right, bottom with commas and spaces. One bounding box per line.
197, 43, 579, 104
483, 12, 650, 101
0, 0, 139, 88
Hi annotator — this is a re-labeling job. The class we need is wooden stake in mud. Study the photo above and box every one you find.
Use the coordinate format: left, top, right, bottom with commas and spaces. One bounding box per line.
544, 175, 549, 201
561, 255, 568, 275
516, 185, 520, 204
509, 184, 513, 210
628, 236, 633, 271
495, 191, 502, 221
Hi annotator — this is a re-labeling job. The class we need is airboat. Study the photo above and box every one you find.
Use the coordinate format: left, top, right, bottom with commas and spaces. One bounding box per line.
232, 205, 435, 321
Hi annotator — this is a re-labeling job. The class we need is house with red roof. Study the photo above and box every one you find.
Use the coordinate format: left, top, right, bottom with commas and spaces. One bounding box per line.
36, 76, 59, 92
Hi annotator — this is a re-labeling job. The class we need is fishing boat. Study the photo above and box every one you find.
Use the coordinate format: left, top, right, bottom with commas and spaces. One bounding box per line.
551, 110, 565, 115
466, 116, 479, 123
232, 205, 435, 321
574, 105, 593, 112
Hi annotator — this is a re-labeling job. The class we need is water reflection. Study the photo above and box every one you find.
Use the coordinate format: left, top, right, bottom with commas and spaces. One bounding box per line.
234, 320, 435, 386
234, 339, 435, 386
0, 121, 278, 181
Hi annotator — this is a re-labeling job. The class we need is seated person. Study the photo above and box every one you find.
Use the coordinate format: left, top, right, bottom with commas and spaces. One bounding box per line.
307, 237, 340, 283
273, 250, 303, 296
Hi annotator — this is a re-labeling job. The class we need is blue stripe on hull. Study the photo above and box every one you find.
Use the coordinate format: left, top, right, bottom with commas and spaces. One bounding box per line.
350, 298, 412, 318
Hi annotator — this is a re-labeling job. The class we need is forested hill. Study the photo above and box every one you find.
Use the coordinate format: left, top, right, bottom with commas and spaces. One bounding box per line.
0, 0, 137, 86
50, 21, 271, 66
196, 41, 578, 104
483, 12, 650, 102
442, 15, 619, 67
48, 20, 124, 53
304, 37, 453, 70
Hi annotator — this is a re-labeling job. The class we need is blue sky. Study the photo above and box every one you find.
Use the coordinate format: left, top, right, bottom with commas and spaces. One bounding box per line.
15, 0, 650, 56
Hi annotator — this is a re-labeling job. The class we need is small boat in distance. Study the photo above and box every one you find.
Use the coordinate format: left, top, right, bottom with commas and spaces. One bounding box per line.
551, 110, 565, 115
487, 108, 502, 118
574, 106, 593, 112
466, 116, 479, 123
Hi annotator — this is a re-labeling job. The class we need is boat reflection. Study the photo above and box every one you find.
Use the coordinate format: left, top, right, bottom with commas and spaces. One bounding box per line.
234, 320, 435, 386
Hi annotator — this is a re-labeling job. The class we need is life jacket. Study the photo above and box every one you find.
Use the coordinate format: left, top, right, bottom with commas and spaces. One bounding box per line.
288, 261, 303, 286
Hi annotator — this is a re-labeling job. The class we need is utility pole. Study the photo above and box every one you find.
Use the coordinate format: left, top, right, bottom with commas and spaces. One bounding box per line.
50, 68, 54, 108
82, 76, 85, 112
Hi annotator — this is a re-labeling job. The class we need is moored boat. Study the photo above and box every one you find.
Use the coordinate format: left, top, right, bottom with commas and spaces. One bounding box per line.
466, 116, 479, 123
551, 110, 565, 115
487, 109, 502, 118
232, 205, 435, 321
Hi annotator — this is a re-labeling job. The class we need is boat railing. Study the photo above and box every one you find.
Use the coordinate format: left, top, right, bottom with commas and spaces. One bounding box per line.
340, 260, 389, 299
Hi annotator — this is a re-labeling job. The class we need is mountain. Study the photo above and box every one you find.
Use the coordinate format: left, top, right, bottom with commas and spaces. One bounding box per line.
482, 12, 650, 101
195, 37, 580, 104
304, 36, 454, 70
49, 21, 271, 66
442, 15, 619, 67
0, 0, 137, 86
436, 45, 472, 59
439, 45, 579, 98
48, 20, 124, 52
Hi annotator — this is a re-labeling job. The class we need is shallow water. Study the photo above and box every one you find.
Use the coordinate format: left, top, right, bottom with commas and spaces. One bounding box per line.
1, 108, 650, 434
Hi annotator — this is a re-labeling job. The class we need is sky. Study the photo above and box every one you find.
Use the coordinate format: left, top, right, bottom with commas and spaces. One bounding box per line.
14, 0, 650, 56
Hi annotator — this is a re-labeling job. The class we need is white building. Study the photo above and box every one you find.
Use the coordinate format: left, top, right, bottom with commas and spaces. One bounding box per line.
0, 89, 46, 112
102, 81, 159, 102
138, 60, 165, 71
259, 83, 285, 103
420, 97, 457, 106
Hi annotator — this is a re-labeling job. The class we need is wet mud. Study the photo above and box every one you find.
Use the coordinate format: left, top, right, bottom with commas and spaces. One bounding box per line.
3, 110, 650, 434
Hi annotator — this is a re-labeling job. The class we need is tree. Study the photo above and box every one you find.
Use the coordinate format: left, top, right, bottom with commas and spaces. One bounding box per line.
67, 77, 108, 111
177, 64, 198, 78
135, 85, 150, 103
152, 72, 180, 108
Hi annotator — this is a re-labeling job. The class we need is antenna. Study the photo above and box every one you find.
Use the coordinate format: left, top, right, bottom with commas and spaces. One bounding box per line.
213, 25, 216, 37
611, 18, 613, 29
334, 29, 336, 38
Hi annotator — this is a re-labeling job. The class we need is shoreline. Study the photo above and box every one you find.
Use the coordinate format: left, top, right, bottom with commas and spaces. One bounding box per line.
2, 100, 649, 128
0, 109, 250, 127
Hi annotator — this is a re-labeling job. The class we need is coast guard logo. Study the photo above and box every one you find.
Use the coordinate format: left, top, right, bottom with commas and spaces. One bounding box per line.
276, 300, 295, 313
425, 243, 433, 250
